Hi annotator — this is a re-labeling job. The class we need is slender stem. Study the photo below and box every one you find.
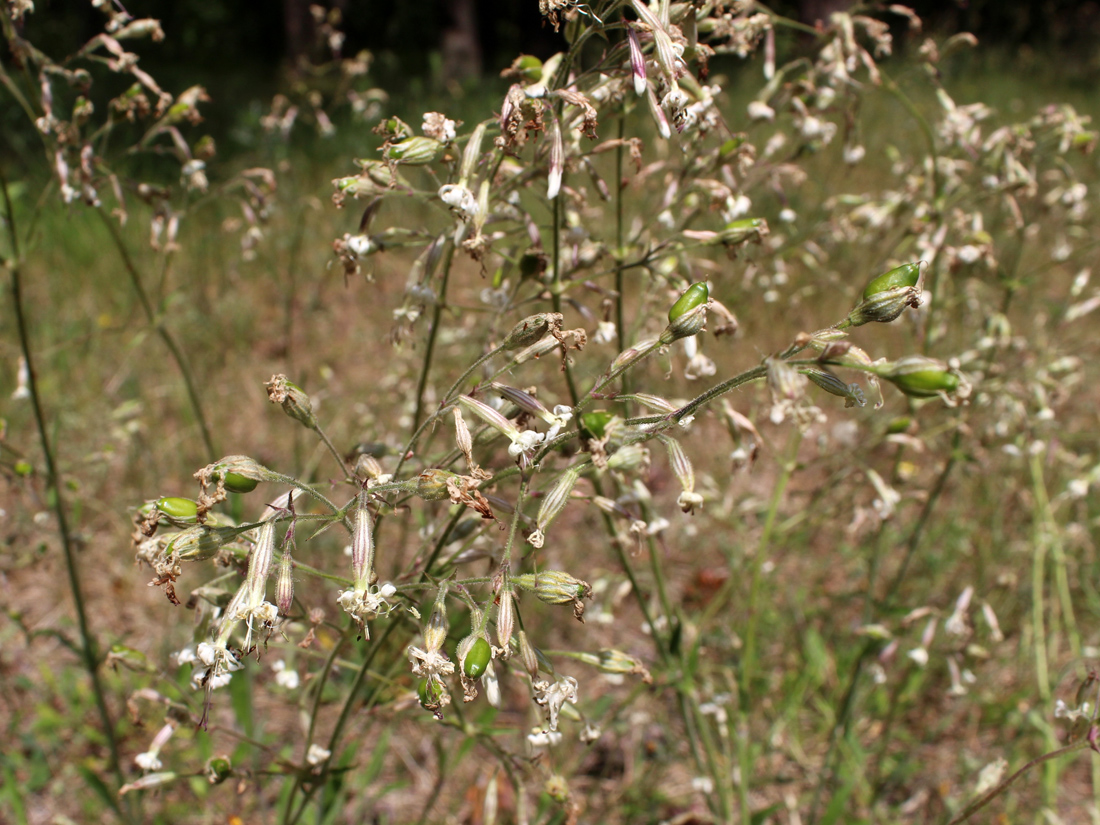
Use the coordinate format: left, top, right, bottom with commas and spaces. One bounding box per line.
2, 169, 130, 818
945, 740, 1088, 825
614, 117, 627, 355
312, 422, 353, 482
500, 477, 529, 567
94, 209, 218, 461
550, 172, 581, 408
412, 240, 456, 433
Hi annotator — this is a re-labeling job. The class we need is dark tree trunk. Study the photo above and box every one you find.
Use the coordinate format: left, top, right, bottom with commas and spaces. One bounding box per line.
441, 0, 482, 82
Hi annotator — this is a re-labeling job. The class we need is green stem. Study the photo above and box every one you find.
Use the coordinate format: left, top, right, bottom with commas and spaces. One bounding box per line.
411, 240, 456, 434
614, 117, 627, 356
2, 169, 131, 820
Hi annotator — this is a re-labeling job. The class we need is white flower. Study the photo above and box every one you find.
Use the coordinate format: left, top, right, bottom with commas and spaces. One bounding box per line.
692, 776, 715, 793
306, 744, 331, 766
337, 582, 397, 638
507, 428, 545, 458
907, 647, 929, 667
191, 641, 242, 691
723, 194, 752, 221
678, 490, 704, 513
594, 321, 617, 345
134, 752, 162, 772
346, 234, 374, 258
945, 586, 974, 637
544, 405, 574, 440
175, 647, 197, 666
843, 144, 866, 165
957, 244, 981, 264
526, 729, 563, 748
685, 352, 716, 380
408, 645, 455, 681
778, 208, 797, 223
439, 184, 479, 222
273, 660, 300, 689
533, 676, 578, 732
11, 357, 30, 400
747, 100, 775, 121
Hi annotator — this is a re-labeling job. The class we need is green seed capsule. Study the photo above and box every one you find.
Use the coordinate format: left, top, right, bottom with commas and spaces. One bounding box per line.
580, 411, 612, 439
862, 262, 920, 301
881, 357, 959, 398
668, 281, 709, 322
514, 54, 544, 83
383, 136, 443, 165
418, 678, 445, 708
889, 369, 959, 398
222, 472, 258, 494
156, 497, 198, 520
463, 637, 492, 679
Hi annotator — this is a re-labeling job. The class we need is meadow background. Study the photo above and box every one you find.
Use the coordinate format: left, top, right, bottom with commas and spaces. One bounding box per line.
3, 2, 1100, 824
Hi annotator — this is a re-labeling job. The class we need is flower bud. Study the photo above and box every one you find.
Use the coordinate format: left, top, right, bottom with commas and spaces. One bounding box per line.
530, 464, 583, 548
265, 375, 317, 430
383, 136, 443, 165
877, 356, 960, 398
275, 544, 294, 616
627, 25, 648, 95
496, 586, 516, 651
660, 435, 700, 513
423, 586, 450, 654
517, 629, 541, 678
351, 493, 375, 594
645, 86, 672, 140
547, 121, 564, 200
355, 453, 384, 481
611, 338, 660, 372
246, 520, 277, 605
459, 121, 488, 184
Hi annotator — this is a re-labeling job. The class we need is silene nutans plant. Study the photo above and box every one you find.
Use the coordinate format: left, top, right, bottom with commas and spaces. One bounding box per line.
7, 0, 1100, 823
